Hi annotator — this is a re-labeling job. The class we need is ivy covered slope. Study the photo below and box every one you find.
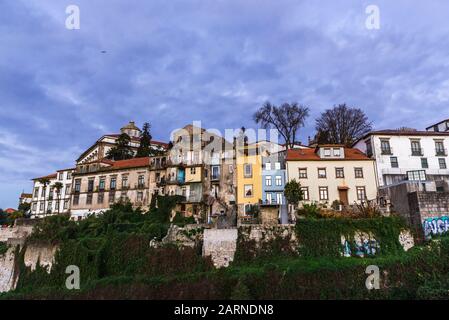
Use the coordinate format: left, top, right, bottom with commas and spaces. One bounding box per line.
2, 208, 449, 299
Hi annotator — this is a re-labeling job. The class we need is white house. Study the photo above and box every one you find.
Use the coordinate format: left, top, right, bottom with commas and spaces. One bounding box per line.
31, 168, 75, 217
353, 129, 449, 187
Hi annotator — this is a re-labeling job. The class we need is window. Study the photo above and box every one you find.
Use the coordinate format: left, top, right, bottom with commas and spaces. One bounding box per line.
88, 179, 94, 192
333, 148, 341, 157
211, 166, 220, 180
421, 158, 428, 169
138, 175, 145, 187
74, 179, 81, 192
244, 184, 253, 198
366, 140, 373, 157
356, 186, 367, 201
32, 203, 37, 212
73, 195, 79, 205
122, 176, 129, 188
274, 162, 281, 170
99, 178, 105, 191
439, 158, 447, 169
390, 157, 399, 168
298, 168, 307, 179
66, 172, 72, 180
265, 163, 272, 171
266, 193, 272, 204
411, 140, 422, 156
275, 175, 282, 186
65, 184, 71, 195
63, 200, 69, 210
47, 202, 52, 212
86, 194, 93, 205
319, 187, 329, 200
244, 164, 252, 178
137, 192, 143, 202
265, 176, 272, 186
324, 148, 331, 157
406, 170, 426, 181
97, 193, 104, 204
335, 168, 344, 178
55, 201, 60, 211
34, 188, 39, 198
58, 172, 64, 181
318, 168, 327, 178
190, 167, 196, 175
39, 202, 44, 212
435, 141, 446, 156
110, 177, 117, 190
354, 168, 364, 178
300, 187, 309, 200
41, 187, 45, 197
380, 140, 391, 155
109, 192, 115, 203
276, 193, 283, 204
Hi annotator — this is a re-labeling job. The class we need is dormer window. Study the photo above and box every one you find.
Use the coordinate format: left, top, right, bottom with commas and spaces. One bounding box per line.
333, 148, 341, 157
324, 148, 331, 157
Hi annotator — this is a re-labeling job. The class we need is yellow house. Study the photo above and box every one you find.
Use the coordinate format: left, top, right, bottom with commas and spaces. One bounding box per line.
236, 146, 263, 216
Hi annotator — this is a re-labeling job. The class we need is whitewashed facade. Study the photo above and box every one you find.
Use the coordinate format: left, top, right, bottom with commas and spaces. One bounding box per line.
353, 130, 449, 187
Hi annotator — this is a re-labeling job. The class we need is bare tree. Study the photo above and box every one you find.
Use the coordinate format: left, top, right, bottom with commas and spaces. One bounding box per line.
253, 102, 310, 149
315, 104, 372, 146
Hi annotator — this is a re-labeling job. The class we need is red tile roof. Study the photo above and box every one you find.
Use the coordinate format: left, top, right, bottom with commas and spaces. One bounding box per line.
32, 173, 57, 181
20, 193, 32, 198
4, 208, 16, 214
105, 157, 151, 169
286, 147, 371, 161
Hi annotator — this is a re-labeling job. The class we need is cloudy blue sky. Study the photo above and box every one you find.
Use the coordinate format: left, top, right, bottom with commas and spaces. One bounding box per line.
1, 0, 449, 208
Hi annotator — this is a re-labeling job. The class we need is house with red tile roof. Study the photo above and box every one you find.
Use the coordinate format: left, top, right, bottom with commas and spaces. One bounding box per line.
70, 157, 152, 220
286, 145, 378, 207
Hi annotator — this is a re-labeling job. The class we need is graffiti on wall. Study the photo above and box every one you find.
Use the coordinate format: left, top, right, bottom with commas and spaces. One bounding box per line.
423, 216, 449, 238
341, 232, 379, 257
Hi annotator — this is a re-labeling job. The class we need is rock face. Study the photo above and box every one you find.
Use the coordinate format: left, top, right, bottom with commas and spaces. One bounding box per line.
0, 247, 17, 293
202, 229, 238, 268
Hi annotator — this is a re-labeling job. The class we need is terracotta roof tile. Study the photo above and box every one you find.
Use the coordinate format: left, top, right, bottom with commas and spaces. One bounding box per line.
32, 173, 57, 181
107, 157, 150, 169
286, 147, 371, 161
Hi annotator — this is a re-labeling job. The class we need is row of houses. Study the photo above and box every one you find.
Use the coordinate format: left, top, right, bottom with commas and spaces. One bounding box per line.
24, 119, 449, 231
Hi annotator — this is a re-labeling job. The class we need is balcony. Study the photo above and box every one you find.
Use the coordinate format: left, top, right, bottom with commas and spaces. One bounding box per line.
136, 183, 146, 189
380, 147, 393, 155
411, 148, 424, 156
436, 148, 448, 156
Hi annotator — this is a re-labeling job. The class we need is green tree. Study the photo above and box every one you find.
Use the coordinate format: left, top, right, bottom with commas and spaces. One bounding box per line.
106, 133, 134, 160
18, 202, 31, 213
284, 179, 303, 207
135, 122, 153, 158
0, 209, 7, 225
53, 182, 64, 214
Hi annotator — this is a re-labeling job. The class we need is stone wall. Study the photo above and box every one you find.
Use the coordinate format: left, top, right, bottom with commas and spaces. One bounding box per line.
0, 243, 58, 293
409, 191, 449, 238
238, 224, 298, 251
202, 229, 238, 268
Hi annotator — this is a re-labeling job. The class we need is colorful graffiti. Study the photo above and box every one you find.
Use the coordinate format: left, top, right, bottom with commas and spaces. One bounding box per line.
423, 216, 449, 238
341, 233, 379, 257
